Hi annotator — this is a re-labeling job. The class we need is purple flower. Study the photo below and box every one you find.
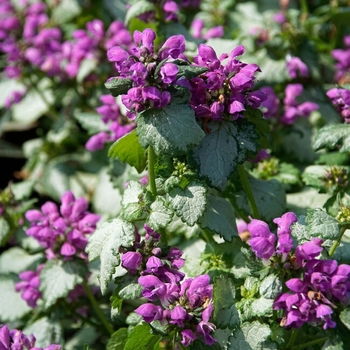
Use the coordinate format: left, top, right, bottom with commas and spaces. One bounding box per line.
281, 84, 318, 124
163, 0, 179, 22
134, 28, 156, 55
134, 303, 164, 323
170, 305, 188, 327
260, 86, 279, 118
86, 132, 110, 151
25, 191, 100, 259
295, 238, 323, 268
273, 12, 286, 24
286, 56, 309, 79
247, 219, 276, 260
190, 18, 223, 40
142, 86, 171, 108
86, 94, 135, 151
326, 88, 350, 123
159, 35, 186, 60
15, 264, 44, 308
121, 251, 143, 274
159, 62, 179, 84
181, 329, 196, 346
274, 213, 292, 233
0, 325, 61, 350
332, 35, 350, 83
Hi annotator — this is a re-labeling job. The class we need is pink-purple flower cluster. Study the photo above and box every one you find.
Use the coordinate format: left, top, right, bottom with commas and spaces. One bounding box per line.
332, 35, 350, 84
326, 88, 350, 123
286, 56, 309, 79
107, 28, 186, 119
0, 0, 133, 99
0, 325, 61, 350
274, 242, 350, 330
15, 264, 44, 308
85, 95, 135, 151
190, 19, 224, 40
183, 45, 267, 121
24, 191, 100, 260
247, 212, 350, 330
120, 224, 216, 346
128, 0, 201, 23
247, 212, 297, 263
260, 84, 318, 124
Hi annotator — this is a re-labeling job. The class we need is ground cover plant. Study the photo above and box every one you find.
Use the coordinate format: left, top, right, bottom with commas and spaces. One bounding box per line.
1, 0, 350, 349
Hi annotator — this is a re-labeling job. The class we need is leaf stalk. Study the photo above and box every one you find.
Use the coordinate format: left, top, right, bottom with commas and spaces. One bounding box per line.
82, 281, 114, 335
237, 164, 260, 219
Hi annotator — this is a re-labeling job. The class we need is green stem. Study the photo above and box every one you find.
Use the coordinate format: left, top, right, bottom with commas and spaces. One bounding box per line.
300, 0, 309, 15
159, 227, 168, 245
237, 164, 260, 219
329, 225, 348, 257
286, 329, 298, 349
62, 300, 102, 330
82, 281, 114, 335
27, 76, 57, 120
148, 146, 157, 197
291, 337, 328, 350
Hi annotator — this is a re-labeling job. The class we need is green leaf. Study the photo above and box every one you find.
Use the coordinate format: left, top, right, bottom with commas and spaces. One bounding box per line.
77, 58, 97, 83
113, 273, 143, 301
306, 209, 340, 240
166, 85, 191, 105
192, 119, 259, 190
125, 0, 156, 25
322, 335, 344, 350
122, 180, 144, 206
250, 297, 273, 317
214, 276, 240, 329
0, 217, 11, 246
11, 180, 35, 200
259, 274, 282, 299
124, 323, 162, 350
108, 130, 147, 173
199, 195, 238, 241
279, 118, 318, 163
107, 328, 129, 350
86, 218, 135, 294
177, 65, 208, 80
50, 0, 81, 24
243, 107, 270, 150
74, 112, 109, 135
23, 317, 62, 348
105, 77, 133, 97
64, 326, 99, 350
0, 76, 25, 109
228, 321, 272, 350
168, 181, 207, 226
12, 78, 54, 123
313, 124, 350, 152
0, 274, 31, 322
136, 105, 205, 157
234, 177, 286, 222
39, 159, 75, 201
188, 339, 222, 350
340, 308, 350, 330
0, 247, 42, 274
119, 283, 143, 300
121, 180, 145, 221
269, 162, 301, 190
146, 196, 173, 230
290, 220, 311, 244
92, 168, 123, 216
302, 165, 328, 190
40, 259, 87, 308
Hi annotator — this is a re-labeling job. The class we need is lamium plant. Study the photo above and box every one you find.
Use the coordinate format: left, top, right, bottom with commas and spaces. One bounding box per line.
1, 1, 350, 349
